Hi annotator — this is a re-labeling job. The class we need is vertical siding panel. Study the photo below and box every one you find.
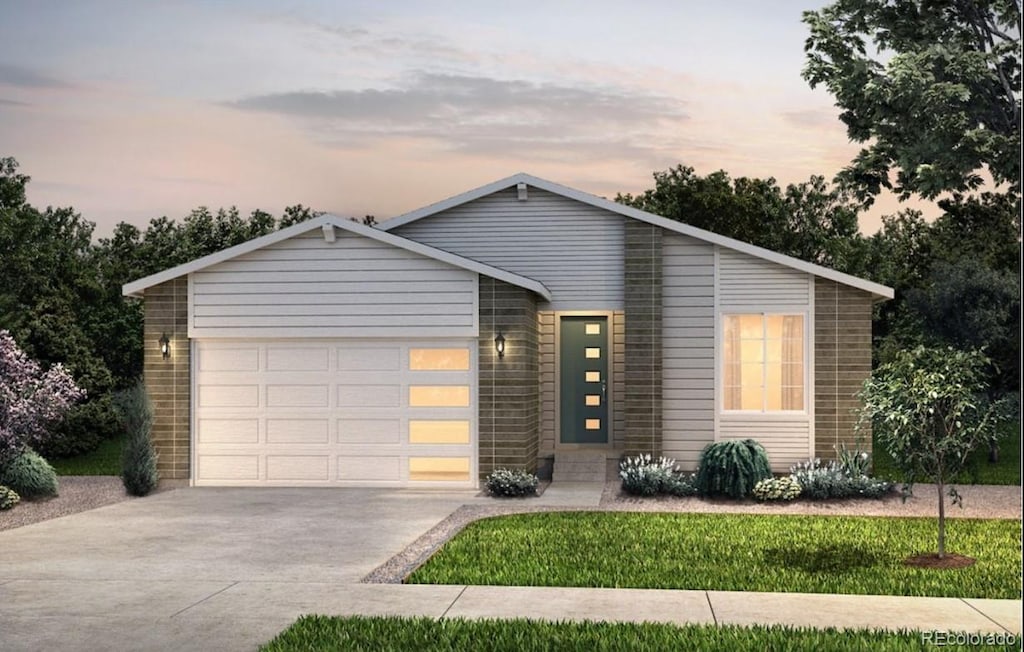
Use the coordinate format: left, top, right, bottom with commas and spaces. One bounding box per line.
661, 233, 715, 470
393, 187, 625, 310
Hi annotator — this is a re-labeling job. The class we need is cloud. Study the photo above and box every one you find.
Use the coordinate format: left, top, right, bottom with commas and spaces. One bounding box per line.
0, 98, 29, 106
225, 72, 688, 162
779, 107, 842, 130
0, 63, 72, 89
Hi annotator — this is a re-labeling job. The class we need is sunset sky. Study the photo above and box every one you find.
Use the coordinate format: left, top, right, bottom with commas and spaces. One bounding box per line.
0, 1, 935, 238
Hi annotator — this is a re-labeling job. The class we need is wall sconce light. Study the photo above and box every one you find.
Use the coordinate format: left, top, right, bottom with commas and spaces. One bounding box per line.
159, 333, 170, 360
494, 332, 506, 359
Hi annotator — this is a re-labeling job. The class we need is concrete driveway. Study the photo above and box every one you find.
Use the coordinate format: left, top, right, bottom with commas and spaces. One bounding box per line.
0, 487, 477, 651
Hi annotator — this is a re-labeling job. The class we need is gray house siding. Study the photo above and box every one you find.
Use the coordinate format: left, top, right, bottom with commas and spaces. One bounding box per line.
391, 187, 625, 311
661, 232, 715, 469
190, 231, 478, 338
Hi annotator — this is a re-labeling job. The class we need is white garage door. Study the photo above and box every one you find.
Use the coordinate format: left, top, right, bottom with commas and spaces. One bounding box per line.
193, 340, 476, 487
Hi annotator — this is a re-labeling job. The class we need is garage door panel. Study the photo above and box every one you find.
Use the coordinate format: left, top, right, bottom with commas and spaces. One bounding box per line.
338, 347, 400, 371
199, 385, 259, 408
266, 346, 330, 371
338, 384, 400, 407
198, 418, 259, 444
194, 340, 476, 487
266, 418, 329, 444
337, 419, 400, 444
198, 347, 259, 372
267, 384, 329, 408
198, 455, 259, 481
338, 456, 401, 482
266, 455, 330, 481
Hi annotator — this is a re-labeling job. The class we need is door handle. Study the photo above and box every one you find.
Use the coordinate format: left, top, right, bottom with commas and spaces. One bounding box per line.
601, 381, 607, 400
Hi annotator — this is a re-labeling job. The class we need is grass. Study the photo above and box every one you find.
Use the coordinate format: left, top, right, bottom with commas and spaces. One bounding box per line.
48, 435, 124, 476
872, 420, 1021, 486
408, 512, 1021, 599
261, 616, 1019, 651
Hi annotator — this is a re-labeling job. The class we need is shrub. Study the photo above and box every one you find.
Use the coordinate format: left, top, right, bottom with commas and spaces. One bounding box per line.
485, 468, 539, 497
0, 448, 59, 499
663, 472, 699, 497
36, 396, 122, 459
695, 439, 772, 499
790, 458, 893, 500
619, 454, 675, 496
116, 383, 159, 497
0, 330, 85, 464
752, 476, 802, 501
0, 485, 19, 510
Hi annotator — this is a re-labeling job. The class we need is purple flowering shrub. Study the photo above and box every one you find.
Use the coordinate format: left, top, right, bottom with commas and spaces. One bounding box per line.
0, 330, 85, 464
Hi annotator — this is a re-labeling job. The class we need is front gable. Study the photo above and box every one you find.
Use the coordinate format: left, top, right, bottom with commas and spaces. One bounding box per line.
392, 185, 626, 311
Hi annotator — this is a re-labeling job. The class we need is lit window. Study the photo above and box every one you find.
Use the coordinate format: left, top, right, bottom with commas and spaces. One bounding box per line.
409, 348, 470, 371
409, 386, 471, 407
723, 314, 804, 412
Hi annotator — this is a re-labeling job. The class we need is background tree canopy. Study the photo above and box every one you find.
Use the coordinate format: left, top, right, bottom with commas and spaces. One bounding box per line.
802, 0, 1021, 204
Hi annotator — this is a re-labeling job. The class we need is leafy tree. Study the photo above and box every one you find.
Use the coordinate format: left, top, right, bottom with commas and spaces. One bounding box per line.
857, 346, 1005, 558
618, 165, 864, 270
803, 0, 1022, 203
0, 330, 84, 465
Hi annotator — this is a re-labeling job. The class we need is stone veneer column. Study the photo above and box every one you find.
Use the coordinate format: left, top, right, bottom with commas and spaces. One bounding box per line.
142, 278, 190, 480
623, 221, 663, 455
814, 278, 873, 460
478, 277, 540, 478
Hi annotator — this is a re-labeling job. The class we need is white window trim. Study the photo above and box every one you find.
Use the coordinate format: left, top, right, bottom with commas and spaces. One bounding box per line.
718, 310, 810, 416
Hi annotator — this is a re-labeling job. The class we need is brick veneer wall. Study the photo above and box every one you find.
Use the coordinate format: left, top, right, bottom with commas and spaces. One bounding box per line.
623, 221, 663, 455
478, 277, 540, 477
142, 278, 190, 480
814, 278, 873, 459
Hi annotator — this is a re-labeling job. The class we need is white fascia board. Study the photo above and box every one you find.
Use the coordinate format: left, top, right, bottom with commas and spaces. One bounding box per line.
382, 172, 894, 301
122, 212, 552, 301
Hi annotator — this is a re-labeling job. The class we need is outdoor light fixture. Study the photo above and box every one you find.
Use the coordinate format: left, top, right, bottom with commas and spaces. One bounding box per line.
494, 332, 506, 359
159, 333, 170, 360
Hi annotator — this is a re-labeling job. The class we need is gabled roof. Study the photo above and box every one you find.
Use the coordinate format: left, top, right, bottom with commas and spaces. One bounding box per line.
383, 172, 895, 300
122, 214, 553, 300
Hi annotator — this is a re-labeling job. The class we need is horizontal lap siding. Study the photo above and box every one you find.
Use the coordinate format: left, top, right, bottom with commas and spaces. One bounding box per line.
190, 232, 477, 338
393, 187, 625, 311
718, 246, 813, 472
662, 233, 715, 470
718, 248, 810, 305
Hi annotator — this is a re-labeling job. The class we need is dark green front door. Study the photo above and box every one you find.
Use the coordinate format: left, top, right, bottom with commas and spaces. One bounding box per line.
559, 316, 609, 444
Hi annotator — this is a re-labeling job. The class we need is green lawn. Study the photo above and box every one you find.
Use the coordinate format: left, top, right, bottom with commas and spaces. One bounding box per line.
48, 435, 123, 476
261, 616, 1017, 652
408, 512, 1021, 599
872, 420, 1021, 486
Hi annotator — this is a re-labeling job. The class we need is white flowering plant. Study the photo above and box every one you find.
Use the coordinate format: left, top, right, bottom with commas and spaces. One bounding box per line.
619, 454, 697, 496
752, 476, 802, 501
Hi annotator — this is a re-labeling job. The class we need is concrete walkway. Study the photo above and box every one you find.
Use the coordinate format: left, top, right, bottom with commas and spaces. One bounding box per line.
1, 483, 1020, 651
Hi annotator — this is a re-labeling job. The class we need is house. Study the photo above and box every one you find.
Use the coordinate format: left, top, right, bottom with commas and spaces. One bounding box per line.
123, 173, 893, 487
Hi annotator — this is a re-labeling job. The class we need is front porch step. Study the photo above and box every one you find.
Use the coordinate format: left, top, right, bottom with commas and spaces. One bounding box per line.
552, 451, 608, 483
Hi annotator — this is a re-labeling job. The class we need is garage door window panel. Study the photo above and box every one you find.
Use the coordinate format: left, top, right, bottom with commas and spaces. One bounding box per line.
409, 385, 471, 407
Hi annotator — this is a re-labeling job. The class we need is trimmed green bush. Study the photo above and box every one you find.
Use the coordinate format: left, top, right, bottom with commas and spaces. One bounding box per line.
116, 382, 159, 497
0, 485, 19, 510
752, 476, 802, 501
695, 439, 772, 499
485, 468, 538, 497
35, 395, 122, 460
0, 449, 59, 499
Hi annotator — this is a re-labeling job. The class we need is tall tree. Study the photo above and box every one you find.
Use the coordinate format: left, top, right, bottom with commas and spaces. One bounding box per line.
803, 0, 1021, 203
617, 165, 864, 271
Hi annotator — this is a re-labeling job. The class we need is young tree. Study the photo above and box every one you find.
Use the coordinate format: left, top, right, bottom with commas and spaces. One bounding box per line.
857, 346, 1004, 559
803, 0, 1021, 204
0, 330, 85, 464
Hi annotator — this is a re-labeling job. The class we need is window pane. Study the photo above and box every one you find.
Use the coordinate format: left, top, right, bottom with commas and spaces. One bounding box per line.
585, 419, 601, 430
585, 347, 601, 359
409, 386, 470, 407
409, 420, 470, 444
409, 457, 470, 481
410, 348, 470, 371
585, 323, 601, 335
585, 371, 601, 382
723, 314, 804, 413
585, 395, 601, 406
